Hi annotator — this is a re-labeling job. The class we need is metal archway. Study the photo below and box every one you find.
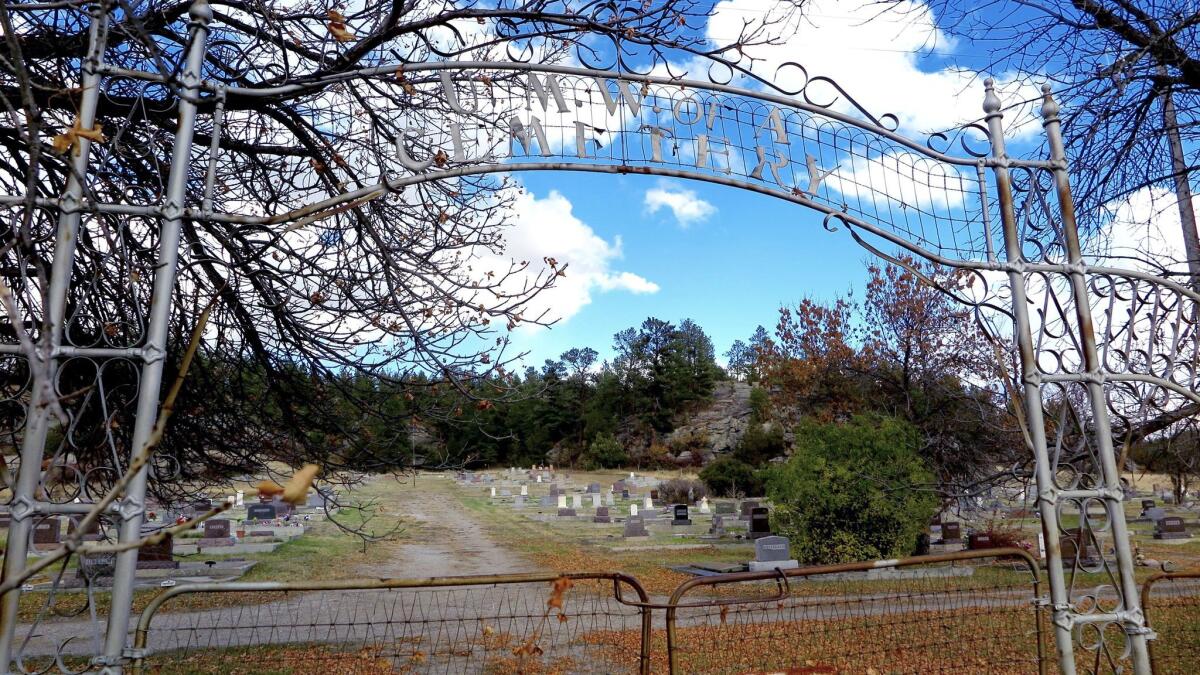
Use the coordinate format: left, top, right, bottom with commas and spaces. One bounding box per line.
2, 1, 1195, 673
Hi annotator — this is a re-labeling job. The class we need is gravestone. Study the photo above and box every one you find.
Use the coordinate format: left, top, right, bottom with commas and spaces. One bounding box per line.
549, 484, 559, 497
630, 504, 639, 517
915, 532, 930, 556
593, 507, 611, 524
749, 507, 771, 539
203, 518, 232, 540
621, 489, 630, 500
78, 551, 117, 580
556, 494, 568, 509
967, 532, 993, 550
500, 489, 512, 497
1060, 528, 1101, 563
137, 534, 179, 569
672, 504, 692, 526
623, 515, 649, 537
643, 495, 654, 510
749, 535, 798, 571
699, 497, 711, 514
536, 475, 542, 483
489, 487, 496, 498
612, 480, 626, 493
32, 517, 62, 549
591, 494, 602, 508
246, 504, 277, 521
1145, 507, 1167, 523
513, 496, 526, 508
709, 515, 726, 536
557, 507, 577, 517
67, 516, 103, 541
572, 494, 583, 509
235, 490, 245, 507
606, 492, 615, 506
306, 492, 325, 509
740, 501, 760, 519
715, 502, 736, 515
1155, 516, 1191, 540
1141, 499, 1156, 512
587, 483, 601, 493
941, 522, 963, 544
258, 493, 274, 503
520, 485, 528, 497
650, 489, 659, 500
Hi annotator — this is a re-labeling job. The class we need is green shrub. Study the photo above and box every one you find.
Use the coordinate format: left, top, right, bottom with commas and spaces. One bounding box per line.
763, 415, 937, 565
733, 422, 786, 466
581, 432, 627, 469
748, 386, 770, 422
699, 457, 764, 497
659, 478, 707, 504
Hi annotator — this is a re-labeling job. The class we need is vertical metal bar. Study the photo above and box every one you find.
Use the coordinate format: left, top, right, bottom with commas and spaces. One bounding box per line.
1039, 85, 1153, 675
983, 78, 1077, 675
99, 2, 210, 669
0, 3, 108, 670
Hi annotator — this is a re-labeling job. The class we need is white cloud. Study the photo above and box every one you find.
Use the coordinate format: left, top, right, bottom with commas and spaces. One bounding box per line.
491, 189, 658, 330
703, 0, 1042, 137
643, 181, 717, 227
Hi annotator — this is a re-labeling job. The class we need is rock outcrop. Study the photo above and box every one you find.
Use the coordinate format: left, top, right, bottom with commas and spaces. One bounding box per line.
666, 381, 754, 463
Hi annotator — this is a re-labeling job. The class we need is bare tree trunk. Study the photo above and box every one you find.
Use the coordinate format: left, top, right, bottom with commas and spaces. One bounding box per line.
1161, 71, 1200, 289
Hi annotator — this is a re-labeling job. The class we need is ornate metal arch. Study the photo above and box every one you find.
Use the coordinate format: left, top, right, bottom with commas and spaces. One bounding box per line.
1, 1, 1195, 673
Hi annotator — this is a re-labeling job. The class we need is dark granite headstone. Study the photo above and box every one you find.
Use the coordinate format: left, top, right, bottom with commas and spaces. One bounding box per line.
749, 507, 771, 539
1155, 516, 1191, 540
623, 515, 649, 537
612, 480, 627, 493
967, 532, 993, 550
740, 501, 760, 519
941, 522, 962, 544
246, 504, 277, 521
67, 516, 103, 541
32, 517, 61, 549
137, 534, 179, 569
671, 504, 692, 526
915, 532, 930, 556
557, 508, 577, 517
203, 518, 231, 539
593, 507, 611, 523
1141, 499, 1156, 512
621, 489, 630, 500
715, 502, 736, 515
650, 489, 659, 500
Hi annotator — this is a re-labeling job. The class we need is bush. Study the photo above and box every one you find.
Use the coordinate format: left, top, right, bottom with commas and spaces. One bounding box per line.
581, 433, 627, 470
733, 422, 786, 466
659, 478, 707, 504
763, 415, 938, 565
699, 457, 764, 497
977, 519, 1033, 554
748, 386, 770, 422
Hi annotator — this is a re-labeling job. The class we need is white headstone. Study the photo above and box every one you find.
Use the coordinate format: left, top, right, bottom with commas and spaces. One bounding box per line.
520, 485, 528, 496
536, 475, 543, 483
235, 491, 244, 507
572, 494, 582, 509
630, 472, 636, 479
591, 494, 602, 508
557, 494, 568, 509
699, 497, 711, 514
630, 504, 639, 516
490, 487, 496, 498
643, 495, 653, 510
606, 492, 615, 506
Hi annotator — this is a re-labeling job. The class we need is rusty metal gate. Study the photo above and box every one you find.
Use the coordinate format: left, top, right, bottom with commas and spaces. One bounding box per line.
127, 549, 1053, 674
1141, 570, 1200, 675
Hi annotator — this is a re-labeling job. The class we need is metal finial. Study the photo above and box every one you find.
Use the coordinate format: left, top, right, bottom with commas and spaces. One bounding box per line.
189, 0, 213, 23
982, 77, 1000, 115
1040, 84, 1059, 120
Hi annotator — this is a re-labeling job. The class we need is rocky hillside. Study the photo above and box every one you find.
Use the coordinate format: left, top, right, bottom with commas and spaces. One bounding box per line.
665, 381, 754, 464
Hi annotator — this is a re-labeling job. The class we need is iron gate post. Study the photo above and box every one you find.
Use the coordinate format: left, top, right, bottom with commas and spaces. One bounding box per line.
1039, 86, 1153, 675
984, 78, 1078, 675
97, 1, 210, 670
0, 3, 109, 671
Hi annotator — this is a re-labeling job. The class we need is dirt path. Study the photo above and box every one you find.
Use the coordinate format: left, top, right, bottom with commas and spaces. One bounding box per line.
354, 477, 534, 578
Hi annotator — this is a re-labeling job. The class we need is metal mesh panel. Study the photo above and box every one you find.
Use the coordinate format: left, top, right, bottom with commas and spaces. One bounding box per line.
1144, 573, 1200, 675
665, 550, 1046, 675
133, 574, 649, 674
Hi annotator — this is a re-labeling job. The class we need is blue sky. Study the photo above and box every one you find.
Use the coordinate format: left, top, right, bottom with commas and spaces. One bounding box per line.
507, 171, 867, 367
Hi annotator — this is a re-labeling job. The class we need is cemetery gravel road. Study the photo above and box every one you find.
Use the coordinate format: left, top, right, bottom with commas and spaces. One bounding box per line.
14, 477, 540, 659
